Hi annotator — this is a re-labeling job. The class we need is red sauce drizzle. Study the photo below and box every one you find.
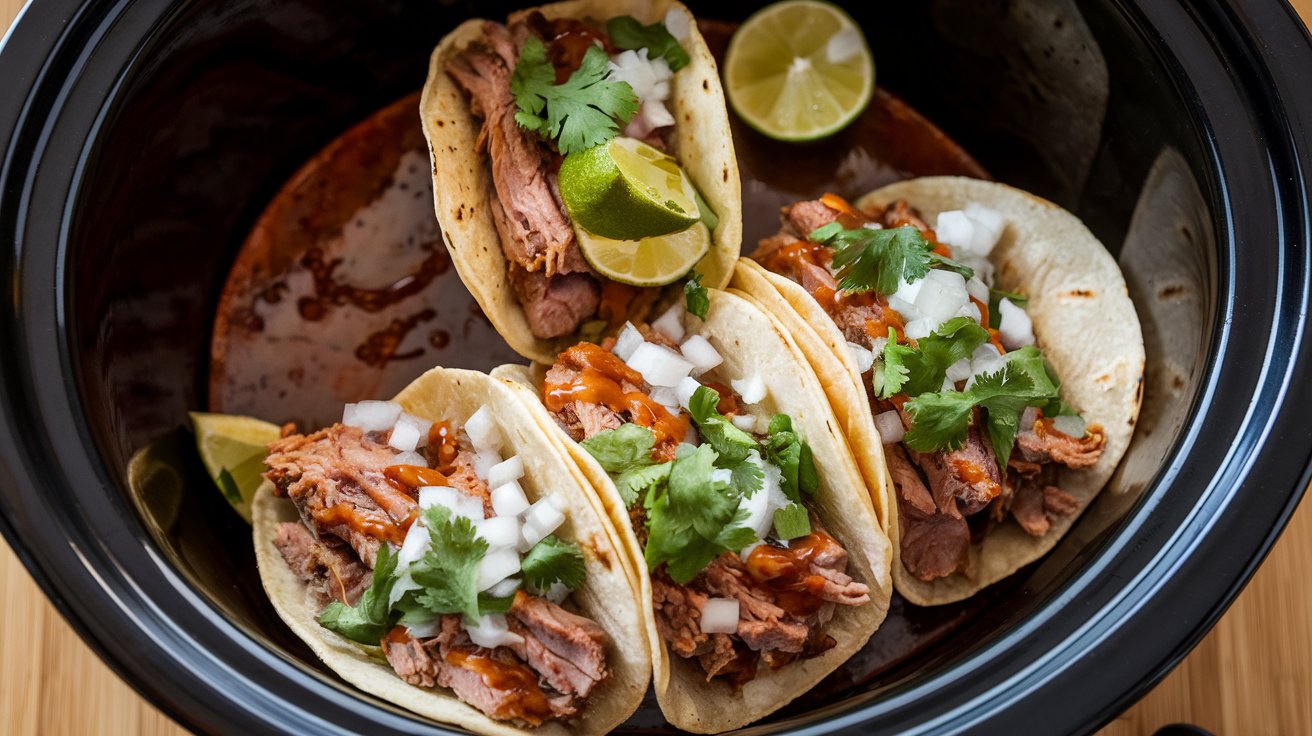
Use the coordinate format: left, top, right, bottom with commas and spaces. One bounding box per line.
384, 464, 450, 490
744, 531, 845, 617
297, 243, 449, 320
311, 504, 410, 545
427, 420, 461, 474
446, 648, 554, 725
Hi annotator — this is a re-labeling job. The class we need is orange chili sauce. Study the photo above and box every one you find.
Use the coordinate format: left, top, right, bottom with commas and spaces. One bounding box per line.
744, 531, 845, 617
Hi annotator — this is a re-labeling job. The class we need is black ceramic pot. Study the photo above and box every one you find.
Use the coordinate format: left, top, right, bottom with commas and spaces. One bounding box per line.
1, 1, 1310, 734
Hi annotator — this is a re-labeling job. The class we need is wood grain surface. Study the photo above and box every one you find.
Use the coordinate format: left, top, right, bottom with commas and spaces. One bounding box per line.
1, 1, 1309, 734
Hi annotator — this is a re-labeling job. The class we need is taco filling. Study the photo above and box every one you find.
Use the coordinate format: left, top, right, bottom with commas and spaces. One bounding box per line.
445, 8, 714, 339
265, 403, 609, 726
540, 308, 870, 686
752, 195, 1104, 582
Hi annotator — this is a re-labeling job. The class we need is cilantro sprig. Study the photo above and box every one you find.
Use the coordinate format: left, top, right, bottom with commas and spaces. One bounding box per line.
759, 414, 818, 503
318, 542, 400, 644
606, 15, 690, 71
683, 273, 709, 320
511, 37, 639, 154
809, 223, 934, 295
875, 318, 990, 400
521, 535, 586, 591
643, 445, 757, 583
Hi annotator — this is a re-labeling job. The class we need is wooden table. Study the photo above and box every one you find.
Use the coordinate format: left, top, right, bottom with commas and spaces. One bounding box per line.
2, 1, 1310, 733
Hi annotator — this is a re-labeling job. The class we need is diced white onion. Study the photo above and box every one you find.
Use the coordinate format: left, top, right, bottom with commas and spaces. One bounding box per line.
545, 581, 571, 603
847, 342, 875, 373
680, 335, 723, 375
390, 450, 427, 467
610, 48, 676, 139
965, 276, 990, 304
869, 336, 889, 356
613, 322, 645, 362
997, 298, 1035, 349
1052, 414, 1087, 437
700, 598, 741, 634
710, 468, 733, 485
1020, 406, 1040, 433
650, 303, 686, 343
945, 357, 974, 383
390, 570, 422, 607
888, 278, 924, 323
627, 342, 695, 388
731, 374, 767, 405
955, 300, 983, 325
649, 386, 681, 413
970, 343, 1006, 380
664, 7, 690, 40
941, 377, 955, 392
913, 269, 970, 326
935, 211, 976, 253
465, 406, 501, 452
490, 480, 531, 518
487, 577, 521, 599
466, 614, 525, 649
487, 456, 524, 489
397, 525, 430, 568
731, 414, 757, 432
964, 203, 1005, 255
476, 550, 522, 591
342, 400, 402, 433
472, 449, 501, 481
477, 516, 521, 549
874, 410, 905, 444
676, 375, 703, 409
683, 423, 700, 445
904, 317, 934, 340
419, 485, 484, 521
388, 420, 421, 453
521, 496, 566, 547
824, 26, 864, 63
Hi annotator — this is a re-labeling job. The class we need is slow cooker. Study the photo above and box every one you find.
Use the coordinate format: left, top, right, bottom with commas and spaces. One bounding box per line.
1, 0, 1310, 733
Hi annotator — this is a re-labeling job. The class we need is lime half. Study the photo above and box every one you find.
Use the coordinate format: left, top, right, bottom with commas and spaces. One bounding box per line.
189, 411, 282, 523
576, 221, 710, 287
725, 0, 875, 142
560, 137, 701, 240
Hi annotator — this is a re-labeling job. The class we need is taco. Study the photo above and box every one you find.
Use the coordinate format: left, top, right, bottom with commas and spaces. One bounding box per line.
251, 367, 650, 735
421, 0, 741, 365
733, 176, 1144, 605
493, 289, 892, 733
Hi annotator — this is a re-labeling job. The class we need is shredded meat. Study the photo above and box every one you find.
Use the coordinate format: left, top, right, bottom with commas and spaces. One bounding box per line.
1016, 421, 1105, 468
447, 449, 494, 517
264, 424, 417, 566
491, 197, 600, 338
888, 445, 971, 581
272, 522, 372, 605
508, 591, 610, 698
786, 199, 842, 236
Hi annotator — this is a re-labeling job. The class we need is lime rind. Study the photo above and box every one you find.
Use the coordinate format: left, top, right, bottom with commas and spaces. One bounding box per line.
559, 137, 701, 240
576, 221, 711, 287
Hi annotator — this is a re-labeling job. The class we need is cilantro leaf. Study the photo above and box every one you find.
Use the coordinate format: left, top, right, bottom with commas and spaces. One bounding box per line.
511, 37, 639, 154
521, 535, 586, 591
318, 543, 400, 645
582, 423, 657, 473
772, 503, 813, 540
643, 444, 756, 583
928, 251, 975, 280
760, 414, 818, 502
477, 592, 517, 616
683, 273, 709, 320
877, 318, 990, 399
606, 15, 691, 71
406, 506, 488, 622
615, 462, 672, 506
687, 386, 756, 465
728, 459, 764, 499
809, 223, 934, 295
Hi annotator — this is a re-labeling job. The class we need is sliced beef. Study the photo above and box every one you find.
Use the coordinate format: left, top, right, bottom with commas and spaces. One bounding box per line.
273, 522, 372, 606
697, 636, 758, 688
899, 408, 1002, 515
879, 199, 933, 235
448, 449, 494, 517
494, 197, 600, 339
445, 22, 577, 279
1015, 421, 1105, 469
651, 576, 711, 658
888, 444, 971, 581
1009, 480, 1051, 536
701, 557, 809, 653
265, 424, 417, 566
509, 591, 610, 698
785, 199, 842, 236
382, 627, 444, 689
1043, 485, 1079, 516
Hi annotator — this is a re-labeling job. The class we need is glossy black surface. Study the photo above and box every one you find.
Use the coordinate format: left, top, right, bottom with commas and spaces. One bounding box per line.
1, 1, 1310, 734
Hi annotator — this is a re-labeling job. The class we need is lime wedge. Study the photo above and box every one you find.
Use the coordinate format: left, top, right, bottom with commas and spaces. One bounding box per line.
724, 0, 875, 142
188, 411, 282, 523
559, 137, 701, 240
576, 221, 710, 287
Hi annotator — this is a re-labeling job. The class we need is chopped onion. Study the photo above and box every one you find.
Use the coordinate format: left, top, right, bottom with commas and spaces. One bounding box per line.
342, 400, 402, 433
965, 276, 990, 304
477, 516, 521, 549
680, 335, 723, 375
683, 424, 700, 446
487, 577, 521, 599
664, 7, 690, 40
613, 322, 645, 362
934, 211, 976, 253
738, 474, 775, 542
545, 581, 571, 603
466, 614, 525, 649
903, 317, 934, 340
731, 414, 757, 432
889, 278, 924, 322
731, 374, 767, 405
945, 357, 974, 383
610, 48, 676, 139
397, 523, 430, 568
388, 420, 421, 453
649, 386, 680, 413
869, 336, 889, 356
1052, 414, 1087, 437
699, 598, 741, 634
847, 342, 875, 373
824, 26, 864, 64
522, 496, 565, 543
490, 480, 531, 518
476, 550, 522, 591
651, 303, 686, 343
390, 450, 427, 467
1020, 406, 1039, 433
955, 300, 983, 325
465, 406, 501, 452
964, 203, 1005, 255
710, 468, 733, 485
675, 375, 703, 409
419, 485, 484, 521
913, 269, 970, 325
874, 410, 905, 444
473, 449, 501, 481
627, 342, 695, 388
970, 343, 1006, 380
997, 297, 1035, 349
487, 456, 524, 489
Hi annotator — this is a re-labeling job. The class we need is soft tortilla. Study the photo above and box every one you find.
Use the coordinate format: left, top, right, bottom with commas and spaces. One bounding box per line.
731, 177, 1144, 606
492, 289, 892, 733
421, 0, 742, 365
252, 367, 651, 736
